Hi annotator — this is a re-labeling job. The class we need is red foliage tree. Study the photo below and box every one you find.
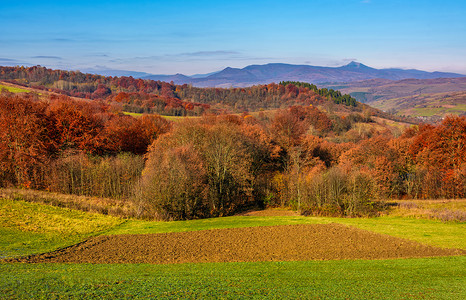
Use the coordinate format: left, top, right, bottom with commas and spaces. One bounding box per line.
0, 92, 52, 187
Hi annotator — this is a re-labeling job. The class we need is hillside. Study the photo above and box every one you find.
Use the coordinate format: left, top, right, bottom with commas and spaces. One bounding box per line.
327, 77, 466, 103
143, 62, 464, 87
321, 77, 466, 120
369, 91, 466, 121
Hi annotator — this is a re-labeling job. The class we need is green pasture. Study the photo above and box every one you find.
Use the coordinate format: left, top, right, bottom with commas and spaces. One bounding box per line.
122, 111, 143, 117
0, 198, 122, 258
122, 111, 200, 121
1, 257, 465, 299
0, 84, 29, 93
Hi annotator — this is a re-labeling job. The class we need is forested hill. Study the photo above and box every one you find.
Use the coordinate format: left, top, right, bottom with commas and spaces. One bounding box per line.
0, 65, 364, 117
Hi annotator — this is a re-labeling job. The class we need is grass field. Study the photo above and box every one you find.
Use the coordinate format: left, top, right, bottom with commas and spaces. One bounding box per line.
0, 198, 123, 258
1, 195, 465, 298
122, 111, 200, 122
1, 257, 465, 299
0, 83, 30, 93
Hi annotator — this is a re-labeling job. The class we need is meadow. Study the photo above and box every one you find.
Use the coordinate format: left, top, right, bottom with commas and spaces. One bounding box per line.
0, 83, 30, 93
1, 194, 465, 298
2, 257, 464, 299
123, 111, 201, 122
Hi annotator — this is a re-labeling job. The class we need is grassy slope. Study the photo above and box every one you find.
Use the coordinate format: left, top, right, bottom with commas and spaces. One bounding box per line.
0, 83, 30, 93
0, 198, 123, 258
122, 111, 200, 122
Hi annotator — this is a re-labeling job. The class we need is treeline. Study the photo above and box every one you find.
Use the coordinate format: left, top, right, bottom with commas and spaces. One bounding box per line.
0, 66, 360, 115
0, 66, 211, 116
0, 91, 170, 195
279, 81, 357, 106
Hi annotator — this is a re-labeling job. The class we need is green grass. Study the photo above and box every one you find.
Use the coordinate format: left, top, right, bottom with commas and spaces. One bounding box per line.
122, 111, 143, 117
322, 216, 466, 249
122, 111, 200, 121
0, 84, 29, 93
409, 105, 466, 117
1, 257, 465, 299
161, 115, 200, 121
0, 198, 122, 258
446, 104, 466, 113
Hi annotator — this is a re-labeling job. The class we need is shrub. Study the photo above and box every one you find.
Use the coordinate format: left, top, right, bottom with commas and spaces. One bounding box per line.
300, 168, 384, 217
47, 151, 144, 199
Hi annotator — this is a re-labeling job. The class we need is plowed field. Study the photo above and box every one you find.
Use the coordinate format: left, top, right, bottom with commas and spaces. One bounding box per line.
9, 224, 464, 264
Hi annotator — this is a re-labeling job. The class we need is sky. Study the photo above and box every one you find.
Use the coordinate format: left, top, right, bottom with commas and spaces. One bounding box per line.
1, 0, 465, 75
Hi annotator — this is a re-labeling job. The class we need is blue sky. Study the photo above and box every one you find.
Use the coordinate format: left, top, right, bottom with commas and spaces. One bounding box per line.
1, 0, 465, 75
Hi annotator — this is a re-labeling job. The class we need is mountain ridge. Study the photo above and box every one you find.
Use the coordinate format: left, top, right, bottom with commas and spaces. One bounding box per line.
141, 61, 464, 87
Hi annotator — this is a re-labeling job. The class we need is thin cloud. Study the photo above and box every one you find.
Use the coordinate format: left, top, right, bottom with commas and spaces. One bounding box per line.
131, 51, 244, 62
180, 51, 241, 57
51, 38, 75, 42
31, 56, 62, 59
0, 58, 19, 62
85, 53, 109, 57
0, 57, 31, 65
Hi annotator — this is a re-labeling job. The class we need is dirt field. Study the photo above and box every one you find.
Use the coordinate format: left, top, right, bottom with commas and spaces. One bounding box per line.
236, 209, 300, 216
9, 224, 464, 264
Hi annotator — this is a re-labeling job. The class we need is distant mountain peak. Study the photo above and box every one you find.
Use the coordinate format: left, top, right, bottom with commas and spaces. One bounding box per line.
347, 61, 360, 66
343, 61, 370, 69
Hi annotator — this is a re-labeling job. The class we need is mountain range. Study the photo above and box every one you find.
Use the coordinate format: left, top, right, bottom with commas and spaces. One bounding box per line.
136, 62, 464, 87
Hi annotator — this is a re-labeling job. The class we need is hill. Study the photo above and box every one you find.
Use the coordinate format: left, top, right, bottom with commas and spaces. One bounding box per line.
324, 77, 466, 120
0, 65, 369, 117
327, 77, 466, 103
370, 91, 466, 122
142, 62, 464, 87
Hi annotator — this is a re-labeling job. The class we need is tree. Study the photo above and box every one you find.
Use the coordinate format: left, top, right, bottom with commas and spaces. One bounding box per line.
138, 138, 208, 220
409, 116, 466, 198
46, 97, 108, 154
0, 92, 52, 187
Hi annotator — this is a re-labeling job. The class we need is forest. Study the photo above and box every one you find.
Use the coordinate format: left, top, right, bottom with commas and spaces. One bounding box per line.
0, 66, 368, 115
1, 67, 465, 220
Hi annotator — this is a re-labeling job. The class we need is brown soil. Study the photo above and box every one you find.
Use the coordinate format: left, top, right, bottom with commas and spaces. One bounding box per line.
236, 209, 300, 216
9, 224, 464, 264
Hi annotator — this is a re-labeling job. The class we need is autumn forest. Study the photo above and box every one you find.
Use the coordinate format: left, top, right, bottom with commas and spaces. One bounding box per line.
1, 66, 465, 220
